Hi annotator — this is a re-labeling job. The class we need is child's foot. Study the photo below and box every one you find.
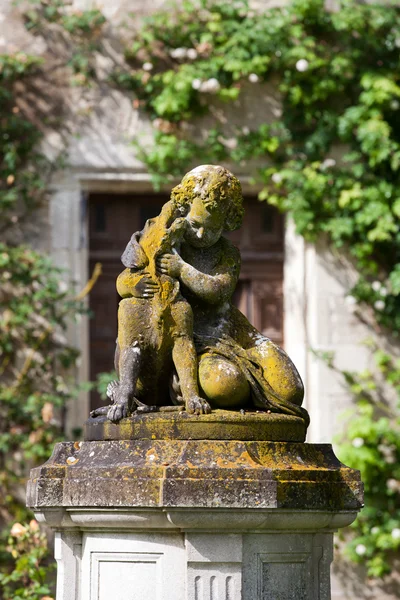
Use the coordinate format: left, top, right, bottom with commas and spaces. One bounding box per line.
186, 395, 211, 415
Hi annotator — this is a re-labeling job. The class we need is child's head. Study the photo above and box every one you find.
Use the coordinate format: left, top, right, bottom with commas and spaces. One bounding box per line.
171, 165, 244, 235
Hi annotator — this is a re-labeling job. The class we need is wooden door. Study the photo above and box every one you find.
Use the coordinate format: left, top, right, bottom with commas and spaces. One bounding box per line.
88, 194, 284, 410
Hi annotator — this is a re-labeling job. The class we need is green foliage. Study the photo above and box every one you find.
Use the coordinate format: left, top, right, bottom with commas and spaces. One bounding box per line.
0, 53, 46, 224
93, 371, 118, 400
116, 0, 400, 335
0, 7, 104, 596
0, 520, 54, 599
24, 1, 106, 84
0, 243, 85, 597
335, 346, 400, 578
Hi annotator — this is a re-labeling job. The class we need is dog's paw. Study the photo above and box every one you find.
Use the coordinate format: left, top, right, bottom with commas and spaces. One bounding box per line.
107, 401, 129, 422
106, 380, 120, 402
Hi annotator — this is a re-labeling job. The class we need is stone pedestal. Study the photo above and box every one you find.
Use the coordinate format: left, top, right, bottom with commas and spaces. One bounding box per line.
27, 424, 363, 600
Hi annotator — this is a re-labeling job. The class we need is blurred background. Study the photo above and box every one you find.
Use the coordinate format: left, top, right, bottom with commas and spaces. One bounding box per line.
1, 0, 400, 598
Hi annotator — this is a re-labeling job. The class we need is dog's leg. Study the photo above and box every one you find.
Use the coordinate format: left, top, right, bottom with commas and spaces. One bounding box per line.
107, 343, 141, 422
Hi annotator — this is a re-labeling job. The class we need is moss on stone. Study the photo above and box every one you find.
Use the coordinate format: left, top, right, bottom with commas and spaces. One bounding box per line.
86, 409, 307, 442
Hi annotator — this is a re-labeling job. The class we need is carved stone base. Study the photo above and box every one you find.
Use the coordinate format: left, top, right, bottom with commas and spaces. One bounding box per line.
84, 409, 307, 442
27, 439, 363, 599
42, 508, 350, 600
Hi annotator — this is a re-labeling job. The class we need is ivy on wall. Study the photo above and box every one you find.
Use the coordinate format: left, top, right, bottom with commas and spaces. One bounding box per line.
1, 0, 400, 588
114, 0, 400, 334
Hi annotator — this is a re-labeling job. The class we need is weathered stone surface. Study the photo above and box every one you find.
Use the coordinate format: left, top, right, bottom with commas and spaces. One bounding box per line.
27, 440, 363, 512
84, 409, 307, 442
95, 164, 309, 428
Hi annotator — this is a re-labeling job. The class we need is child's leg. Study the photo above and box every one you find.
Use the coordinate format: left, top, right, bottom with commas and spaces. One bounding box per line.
171, 300, 211, 415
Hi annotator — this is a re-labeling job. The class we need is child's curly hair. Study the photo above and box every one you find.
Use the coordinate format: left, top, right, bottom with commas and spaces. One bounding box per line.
171, 165, 244, 232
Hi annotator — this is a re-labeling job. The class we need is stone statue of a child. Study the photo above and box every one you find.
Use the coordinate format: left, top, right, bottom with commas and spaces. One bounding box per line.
91, 198, 211, 422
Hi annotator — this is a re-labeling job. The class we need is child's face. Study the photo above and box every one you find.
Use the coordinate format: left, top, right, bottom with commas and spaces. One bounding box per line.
185, 194, 226, 248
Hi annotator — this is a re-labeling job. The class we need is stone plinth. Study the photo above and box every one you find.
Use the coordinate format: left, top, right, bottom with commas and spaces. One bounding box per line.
84, 410, 307, 442
27, 431, 363, 600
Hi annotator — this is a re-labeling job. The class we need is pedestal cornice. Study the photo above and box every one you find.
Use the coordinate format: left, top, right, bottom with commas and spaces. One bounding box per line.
27, 439, 363, 514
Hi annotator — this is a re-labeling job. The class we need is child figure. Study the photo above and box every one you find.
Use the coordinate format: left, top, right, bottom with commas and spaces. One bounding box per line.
91, 199, 211, 422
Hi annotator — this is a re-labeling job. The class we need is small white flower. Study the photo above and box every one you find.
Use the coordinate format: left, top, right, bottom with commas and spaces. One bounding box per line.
206, 77, 220, 92
391, 100, 400, 110
220, 137, 238, 150
380, 287, 388, 297
374, 300, 385, 311
200, 78, 220, 93
170, 47, 187, 59
58, 281, 68, 294
372, 280, 381, 292
352, 437, 364, 448
242, 126, 250, 135
186, 48, 198, 60
271, 172, 282, 184
10, 523, 27, 538
142, 62, 153, 71
248, 73, 259, 83
371, 527, 380, 535
391, 528, 400, 539
345, 295, 357, 306
192, 78, 202, 90
355, 544, 367, 556
321, 158, 336, 169
296, 59, 309, 72
378, 444, 397, 463
275, 50, 282, 57
387, 479, 400, 492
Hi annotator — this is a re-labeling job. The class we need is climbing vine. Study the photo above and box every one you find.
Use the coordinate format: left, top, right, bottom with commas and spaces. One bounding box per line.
114, 0, 400, 334
0, 5, 105, 598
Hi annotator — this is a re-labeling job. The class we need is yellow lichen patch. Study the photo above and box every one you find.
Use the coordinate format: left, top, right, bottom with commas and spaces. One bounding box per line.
85, 410, 307, 442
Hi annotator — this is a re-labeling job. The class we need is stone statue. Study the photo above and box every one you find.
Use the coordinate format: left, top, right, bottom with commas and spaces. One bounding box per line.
91, 165, 309, 428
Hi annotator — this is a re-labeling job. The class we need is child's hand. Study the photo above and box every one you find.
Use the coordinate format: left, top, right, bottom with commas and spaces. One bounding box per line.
157, 251, 184, 278
118, 270, 159, 299
135, 274, 159, 298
